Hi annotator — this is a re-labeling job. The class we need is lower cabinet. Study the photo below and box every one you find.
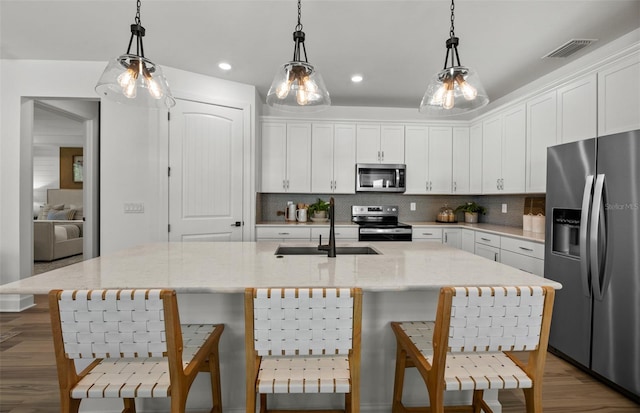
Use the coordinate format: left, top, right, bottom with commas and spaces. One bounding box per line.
256, 226, 359, 242
256, 226, 311, 242
461, 229, 475, 253
412, 227, 443, 243
500, 236, 544, 276
442, 228, 461, 249
475, 243, 501, 262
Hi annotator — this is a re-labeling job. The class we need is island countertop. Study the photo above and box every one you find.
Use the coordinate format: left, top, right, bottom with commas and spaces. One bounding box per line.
0, 241, 560, 295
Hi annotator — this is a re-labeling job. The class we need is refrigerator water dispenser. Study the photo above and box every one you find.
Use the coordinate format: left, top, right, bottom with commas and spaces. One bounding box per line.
552, 208, 581, 257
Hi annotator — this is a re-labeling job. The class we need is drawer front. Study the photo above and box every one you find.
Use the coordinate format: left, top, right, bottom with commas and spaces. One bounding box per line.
256, 227, 311, 240
475, 231, 501, 248
310, 227, 359, 240
500, 236, 544, 259
413, 227, 443, 240
501, 250, 544, 276
475, 243, 501, 262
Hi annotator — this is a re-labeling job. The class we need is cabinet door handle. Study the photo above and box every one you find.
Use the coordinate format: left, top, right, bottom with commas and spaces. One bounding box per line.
423, 232, 433, 235
494, 253, 498, 261
481, 237, 491, 241
453, 181, 457, 192
444, 233, 448, 243
283, 180, 286, 189
519, 246, 534, 252
377, 151, 381, 162
278, 232, 290, 235
381, 150, 384, 161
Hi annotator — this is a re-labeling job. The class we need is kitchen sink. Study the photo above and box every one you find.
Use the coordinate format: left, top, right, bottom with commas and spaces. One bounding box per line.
274, 246, 380, 256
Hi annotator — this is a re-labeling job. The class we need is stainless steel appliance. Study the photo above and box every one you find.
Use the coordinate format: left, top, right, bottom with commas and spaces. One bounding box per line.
356, 163, 406, 193
352, 205, 412, 241
545, 129, 640, 402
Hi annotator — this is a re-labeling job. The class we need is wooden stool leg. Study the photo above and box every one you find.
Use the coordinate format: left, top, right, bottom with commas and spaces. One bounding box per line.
123, 398, 136, 412
392, 344, 408, 413
260, 393, 267, 413
60, 397, 81, 413
209, 352, 222, 413
472, 390, 484, 413
523, 384, 543, 413
345, 392, 352, 413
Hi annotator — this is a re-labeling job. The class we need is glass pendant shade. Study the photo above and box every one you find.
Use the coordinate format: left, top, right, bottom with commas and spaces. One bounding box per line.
96, 54, 176, 109
419, 66, 488, 116
266, 61, 330, 112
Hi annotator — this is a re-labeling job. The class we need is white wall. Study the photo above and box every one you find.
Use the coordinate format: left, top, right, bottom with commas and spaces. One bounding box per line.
0, 59, 257, 310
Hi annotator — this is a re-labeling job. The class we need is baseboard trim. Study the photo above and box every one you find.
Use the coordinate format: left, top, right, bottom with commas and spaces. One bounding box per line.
0, 294, 35, 312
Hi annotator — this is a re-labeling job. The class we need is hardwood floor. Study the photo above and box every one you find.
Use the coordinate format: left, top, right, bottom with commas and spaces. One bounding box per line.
1, 295, 638, 412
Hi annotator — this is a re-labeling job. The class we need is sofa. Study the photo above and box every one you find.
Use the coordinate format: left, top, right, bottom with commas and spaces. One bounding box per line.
33, 220, 83, 261
33, 189, 84, 262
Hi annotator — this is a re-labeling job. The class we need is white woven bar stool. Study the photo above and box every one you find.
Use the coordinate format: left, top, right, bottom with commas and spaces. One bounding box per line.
49, 289, 224, 413
391, 286, 555, 413
244, 287, 362, 413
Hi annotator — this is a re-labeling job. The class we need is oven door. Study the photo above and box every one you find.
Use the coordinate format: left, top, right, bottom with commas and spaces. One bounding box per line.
359, 227, 412, 241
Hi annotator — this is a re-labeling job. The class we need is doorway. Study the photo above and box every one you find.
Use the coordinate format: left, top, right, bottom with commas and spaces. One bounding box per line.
27, 98, 100, 274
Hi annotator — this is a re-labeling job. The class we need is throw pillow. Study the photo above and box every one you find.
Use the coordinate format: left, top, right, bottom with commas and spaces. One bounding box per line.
47, 209, 75, 220
38, 203, 64, 220
69, 204, 83, 220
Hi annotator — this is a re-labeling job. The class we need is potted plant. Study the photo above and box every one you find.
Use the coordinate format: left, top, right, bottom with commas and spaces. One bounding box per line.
454, 202, 487, 223
308, 198, 330, 219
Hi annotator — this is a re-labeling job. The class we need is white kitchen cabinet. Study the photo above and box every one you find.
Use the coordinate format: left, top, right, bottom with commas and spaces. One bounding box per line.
452, 127, 470, 194
404, 126, 452, 194
598, 51, 640, 136
311, 123, 356, 193
469, 122, 483, 193
500, 236, 544, 276
442, 228, 461, 249
526, 90, 558, 193
256, 226, 311, 242
356, 124, 404, 164
481, 105, 526, 194
461, 229, 475, 253
261, 122, 311, 193
475, 243, 500, 262
475, 231, 501, 249
557, 74, 597, 143
412, 226, 443, 242
310, 226, 359, 242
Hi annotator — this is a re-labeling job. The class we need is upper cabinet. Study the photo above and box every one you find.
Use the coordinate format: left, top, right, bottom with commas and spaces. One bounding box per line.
526, 90, 558, 193
405, 126, 453, 194
469, 122, 483, 193
452, 127, 470, 194
482, 104, 526, 194
557, 74, 597, 143
356, 124, 405, 164
311, 123, 356, 194
261, 122, 311, 193
597, 51, 640, 136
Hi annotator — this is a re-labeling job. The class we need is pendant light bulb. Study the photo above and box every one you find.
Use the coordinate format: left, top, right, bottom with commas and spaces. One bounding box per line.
443, 80, 455, 110
296, 88, 308, 105
276, 80, 292, 99
455, 73, 477, 100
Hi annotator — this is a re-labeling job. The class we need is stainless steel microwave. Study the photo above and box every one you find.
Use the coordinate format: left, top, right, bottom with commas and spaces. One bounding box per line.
356, 163, 406, 192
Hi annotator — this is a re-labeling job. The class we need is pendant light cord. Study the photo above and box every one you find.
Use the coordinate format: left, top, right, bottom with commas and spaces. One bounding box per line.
443, 0, 462, 69
135, 0, 141, 26
126, 0, 145, 57
449, 0, 455, 39
292, 0, 308, 63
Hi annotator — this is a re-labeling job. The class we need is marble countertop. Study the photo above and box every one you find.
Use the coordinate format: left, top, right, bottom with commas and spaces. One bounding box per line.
256, 221, 545, 243
1, 242, 560, 295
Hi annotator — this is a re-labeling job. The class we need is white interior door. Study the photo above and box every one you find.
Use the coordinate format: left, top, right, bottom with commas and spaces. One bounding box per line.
169, 99, 243, 242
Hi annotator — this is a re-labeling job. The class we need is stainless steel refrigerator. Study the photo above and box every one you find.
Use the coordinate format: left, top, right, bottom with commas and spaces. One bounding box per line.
545, 129, 640, 402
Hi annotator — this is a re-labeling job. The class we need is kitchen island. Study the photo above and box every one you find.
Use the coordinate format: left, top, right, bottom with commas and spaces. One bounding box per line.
0, 242, 560, 412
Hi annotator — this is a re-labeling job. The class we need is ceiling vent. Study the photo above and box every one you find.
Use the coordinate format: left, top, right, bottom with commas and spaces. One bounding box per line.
543, 39, 597, 58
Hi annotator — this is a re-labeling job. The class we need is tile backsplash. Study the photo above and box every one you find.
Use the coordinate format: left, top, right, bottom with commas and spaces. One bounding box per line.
259, 193, 542, 228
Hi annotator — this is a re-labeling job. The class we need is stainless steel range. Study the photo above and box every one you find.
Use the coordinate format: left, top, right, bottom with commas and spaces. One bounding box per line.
352, 205, 412, 241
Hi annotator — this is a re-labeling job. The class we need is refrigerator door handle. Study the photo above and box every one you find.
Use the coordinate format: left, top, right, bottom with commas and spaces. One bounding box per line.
580, 175, 594, 297
590, 174, 607, 301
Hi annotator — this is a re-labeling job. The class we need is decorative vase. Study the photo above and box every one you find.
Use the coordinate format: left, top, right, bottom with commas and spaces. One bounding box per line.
464, 212, 478, 223
313, 211, 327, 219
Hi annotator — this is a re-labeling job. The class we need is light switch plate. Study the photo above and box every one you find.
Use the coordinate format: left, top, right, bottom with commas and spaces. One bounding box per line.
410, 202, 416, 211
124, 202, 145, 213
502, 203, 507, 213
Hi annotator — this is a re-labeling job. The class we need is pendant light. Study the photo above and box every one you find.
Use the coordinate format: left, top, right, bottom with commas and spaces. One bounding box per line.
266, 0, 330, 112
95, 0, 175, 109
419, 0, 488, 116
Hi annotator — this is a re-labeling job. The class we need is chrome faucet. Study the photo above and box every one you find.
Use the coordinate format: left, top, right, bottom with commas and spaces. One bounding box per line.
317, 197, 337, 257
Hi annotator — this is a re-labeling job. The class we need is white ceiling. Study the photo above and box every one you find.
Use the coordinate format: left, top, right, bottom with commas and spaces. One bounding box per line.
2, 1, 639, 111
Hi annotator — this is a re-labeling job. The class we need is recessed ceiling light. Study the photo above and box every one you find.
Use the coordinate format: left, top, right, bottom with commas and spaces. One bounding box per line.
351, 74, 363, 83
218, 62, 232, 71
